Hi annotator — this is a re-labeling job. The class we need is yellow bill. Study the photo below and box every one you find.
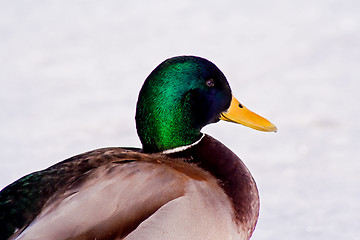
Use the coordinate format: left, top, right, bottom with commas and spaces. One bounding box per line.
220, 95, 277, 132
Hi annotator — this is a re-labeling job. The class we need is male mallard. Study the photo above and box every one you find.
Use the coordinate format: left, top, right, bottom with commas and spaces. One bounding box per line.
0, 56, 276, 240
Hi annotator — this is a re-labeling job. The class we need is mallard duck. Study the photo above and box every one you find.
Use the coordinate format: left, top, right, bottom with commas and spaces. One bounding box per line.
0, 56, 276, 240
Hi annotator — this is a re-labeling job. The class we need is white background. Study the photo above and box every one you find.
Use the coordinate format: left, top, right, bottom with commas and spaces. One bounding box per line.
1, 1, 359, 239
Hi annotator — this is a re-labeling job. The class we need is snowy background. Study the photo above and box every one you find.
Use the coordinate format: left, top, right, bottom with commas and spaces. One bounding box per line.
1, 1, 359, 239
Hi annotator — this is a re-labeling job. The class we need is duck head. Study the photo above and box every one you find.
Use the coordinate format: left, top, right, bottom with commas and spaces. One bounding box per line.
136, 56, 276, 153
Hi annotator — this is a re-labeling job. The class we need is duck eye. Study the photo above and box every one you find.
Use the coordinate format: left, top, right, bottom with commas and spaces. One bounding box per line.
206, 79, 215, 88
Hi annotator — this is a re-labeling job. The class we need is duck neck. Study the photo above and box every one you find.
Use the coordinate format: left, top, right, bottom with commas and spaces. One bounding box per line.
135, 91, 203, 153
136, 110, 203, 153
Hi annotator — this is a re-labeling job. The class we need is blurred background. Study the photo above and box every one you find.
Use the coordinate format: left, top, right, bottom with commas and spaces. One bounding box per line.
0, 0, 359, 239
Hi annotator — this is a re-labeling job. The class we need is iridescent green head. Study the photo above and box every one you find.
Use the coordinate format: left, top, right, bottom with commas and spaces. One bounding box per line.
136, 56, 232, 153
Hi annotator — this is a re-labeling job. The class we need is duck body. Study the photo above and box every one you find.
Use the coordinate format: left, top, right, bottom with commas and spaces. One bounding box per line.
1, 134, 258, 240
0, 56, 276, 240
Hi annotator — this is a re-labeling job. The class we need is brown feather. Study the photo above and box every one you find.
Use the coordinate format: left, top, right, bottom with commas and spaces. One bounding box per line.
13, 134, 258, 240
